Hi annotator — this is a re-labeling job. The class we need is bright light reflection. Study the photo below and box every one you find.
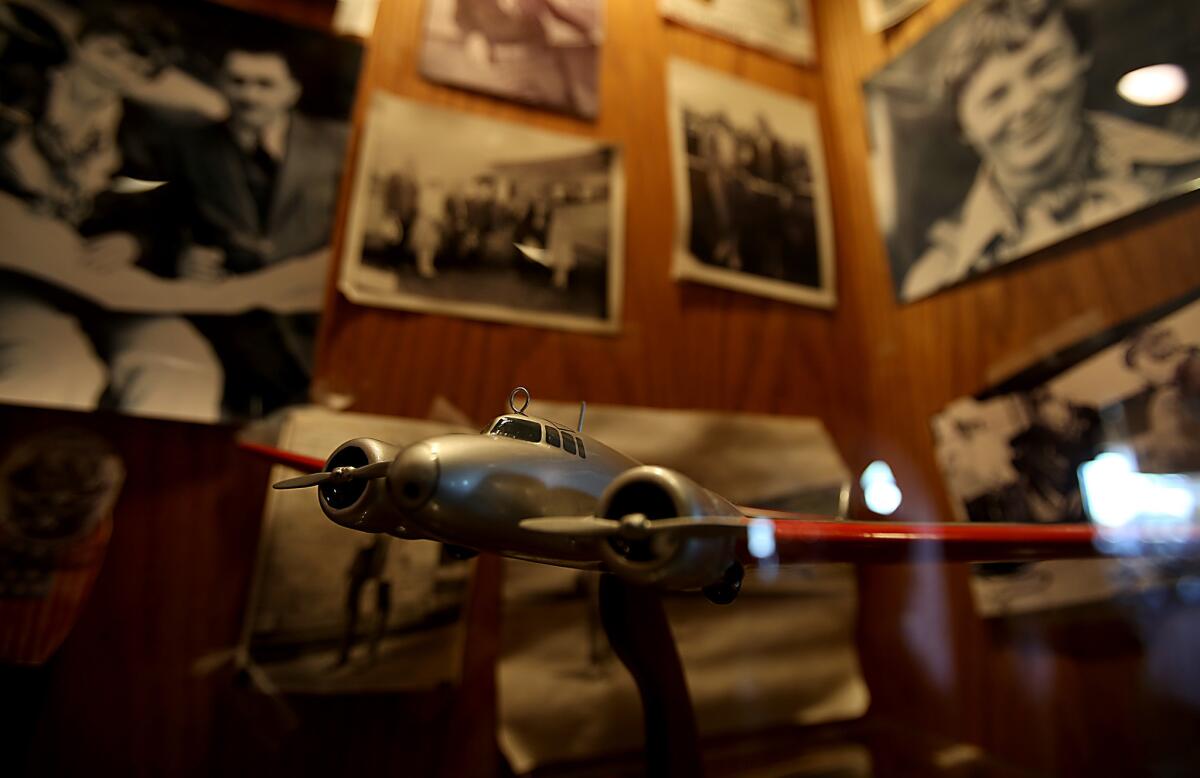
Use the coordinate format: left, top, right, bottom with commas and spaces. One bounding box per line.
109, 176, 168, 194
747, 517, 776, 559
861, 460, 902, 515
1080, 451, 1197, 529
1117, 64, 1189, 107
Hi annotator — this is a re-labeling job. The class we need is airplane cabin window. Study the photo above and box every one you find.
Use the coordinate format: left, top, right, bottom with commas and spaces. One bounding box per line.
561, 432, 577, 455
545, 426, 561, 447
576, 438, 586, 458
491, 417, 542, 443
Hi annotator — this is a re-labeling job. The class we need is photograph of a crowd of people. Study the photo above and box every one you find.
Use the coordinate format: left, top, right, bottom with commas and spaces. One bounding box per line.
0, 0, 362, 422
669, 59, 835, 308
933, 291, 1200, 614
659, 0, 815, 65
866, 0, 1200, 303
341, 92, 623, 333
420, 0, 603, 119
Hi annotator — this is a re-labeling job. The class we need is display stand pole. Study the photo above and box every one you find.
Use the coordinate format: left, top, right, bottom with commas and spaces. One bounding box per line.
598, 574, 702, 777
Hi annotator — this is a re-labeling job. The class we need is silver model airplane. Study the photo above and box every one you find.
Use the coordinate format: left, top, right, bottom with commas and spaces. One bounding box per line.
266, 389, 1192, 605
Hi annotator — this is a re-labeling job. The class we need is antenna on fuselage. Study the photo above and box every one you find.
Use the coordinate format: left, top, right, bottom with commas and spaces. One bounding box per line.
577, 401, 586, 432
509, 386, 530, 415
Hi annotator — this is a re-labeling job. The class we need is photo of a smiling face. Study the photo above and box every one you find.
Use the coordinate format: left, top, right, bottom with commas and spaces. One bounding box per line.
865, 0, 1200, 303
955, 12, 1091, 190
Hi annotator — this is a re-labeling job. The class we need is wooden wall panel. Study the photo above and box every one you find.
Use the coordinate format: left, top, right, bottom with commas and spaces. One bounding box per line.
6, 0, 1200, 776
312, 0, 872, 476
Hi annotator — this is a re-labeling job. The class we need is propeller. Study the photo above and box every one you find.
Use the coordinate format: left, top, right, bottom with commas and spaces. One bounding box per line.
520, 513, 747, 540
272, 461, 390, 490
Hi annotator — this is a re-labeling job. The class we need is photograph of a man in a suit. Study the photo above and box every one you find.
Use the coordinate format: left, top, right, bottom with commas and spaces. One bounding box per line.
137, 41, 349, 415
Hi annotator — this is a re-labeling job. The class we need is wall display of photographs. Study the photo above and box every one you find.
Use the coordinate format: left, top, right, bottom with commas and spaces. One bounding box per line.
497, 402, 866, 773
659, 0, 815, 65
419, 0, 603, 119
858, 0, 930, 33
240, 408, 473, 693
865, 0, 1200, 304
340, 91, 624, 333
932, 290, 1200, 615
0, 0, 362, 423
668, 59, 836, 309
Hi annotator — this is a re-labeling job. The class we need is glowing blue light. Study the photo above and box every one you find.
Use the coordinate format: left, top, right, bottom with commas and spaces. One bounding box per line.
861, 460, 902, 515
747, 518, 776, 559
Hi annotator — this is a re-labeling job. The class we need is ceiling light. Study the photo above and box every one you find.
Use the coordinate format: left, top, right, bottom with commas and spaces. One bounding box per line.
1117, 64, 1189, 107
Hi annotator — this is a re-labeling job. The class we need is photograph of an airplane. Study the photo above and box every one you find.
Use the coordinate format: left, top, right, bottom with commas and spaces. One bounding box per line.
253, 389, 1199, 605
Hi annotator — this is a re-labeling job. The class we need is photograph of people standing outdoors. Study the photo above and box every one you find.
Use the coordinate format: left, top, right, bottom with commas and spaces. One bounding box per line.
341, 92, 623, 333
867, 0, 1200, 303
668, 59, 836, 308
0, 0, 362, 422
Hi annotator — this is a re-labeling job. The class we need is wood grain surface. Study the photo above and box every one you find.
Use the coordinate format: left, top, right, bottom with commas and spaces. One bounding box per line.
3, 0, 1199, 776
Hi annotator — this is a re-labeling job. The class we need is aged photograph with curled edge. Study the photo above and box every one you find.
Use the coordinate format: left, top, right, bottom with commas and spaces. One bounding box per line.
0, 0, 362, 422
659, 0, 816, 65
668, 59, 836, 309
866, 0, 1200, 303
240, 408, 473, 694
932, 290, 1200, 615
419, 0, 603, 119
340, 91, 624, 333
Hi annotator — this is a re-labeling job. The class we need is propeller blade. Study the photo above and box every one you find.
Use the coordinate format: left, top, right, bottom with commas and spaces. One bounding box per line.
519, 517, 621, 537
349, 461, 392, 481
273, 471, 334, 490
271, 460, 391, 490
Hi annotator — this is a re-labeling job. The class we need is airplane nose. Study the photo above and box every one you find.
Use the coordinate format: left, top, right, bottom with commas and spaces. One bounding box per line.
388, 443, 439, 511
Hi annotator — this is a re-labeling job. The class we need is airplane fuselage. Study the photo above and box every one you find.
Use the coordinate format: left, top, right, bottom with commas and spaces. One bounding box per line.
376, 416, 640, 567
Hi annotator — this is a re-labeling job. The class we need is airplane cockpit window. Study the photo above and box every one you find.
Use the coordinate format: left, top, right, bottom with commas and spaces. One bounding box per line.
561, 432, 577, 455
491, 417, 542, 443
545, 426, 561, 448
576, 438, 586, 459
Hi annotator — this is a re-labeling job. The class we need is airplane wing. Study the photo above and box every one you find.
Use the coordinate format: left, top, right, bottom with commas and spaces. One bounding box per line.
237, 441, 326, 473
235, 443, 1197, 565
737, 507, 1200, 565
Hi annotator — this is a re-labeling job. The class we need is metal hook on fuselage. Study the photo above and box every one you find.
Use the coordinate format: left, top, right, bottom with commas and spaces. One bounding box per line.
509, 386, 531, 415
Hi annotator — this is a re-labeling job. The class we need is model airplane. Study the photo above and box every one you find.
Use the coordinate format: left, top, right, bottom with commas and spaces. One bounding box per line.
259, 389, 1198, 605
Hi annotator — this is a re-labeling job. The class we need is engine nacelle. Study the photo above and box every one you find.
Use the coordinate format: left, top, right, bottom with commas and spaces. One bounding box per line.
317, 438, 407, 535
597, 466, 740, 590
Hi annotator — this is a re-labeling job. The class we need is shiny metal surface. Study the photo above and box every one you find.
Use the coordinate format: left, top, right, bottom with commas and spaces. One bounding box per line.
286, 397, 769, 593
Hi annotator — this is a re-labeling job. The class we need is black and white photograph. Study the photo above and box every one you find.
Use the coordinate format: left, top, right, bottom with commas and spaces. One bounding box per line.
858, 0, 930, 33
0, 0, 363, 422
241, 409, 472, 694
931, 290, 1200, 614
866, 0, 1200, 303
668, 58, 836, 309
659, 0, 815, 65
419, 0, 602, 120
497, 401, 866, 774
340, 91, 624, 333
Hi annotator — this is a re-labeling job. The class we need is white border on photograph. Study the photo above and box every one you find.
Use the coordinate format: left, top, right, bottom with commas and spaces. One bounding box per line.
339, 92, 625, 334
659, 0, 816, 65
667, 58, 837, 309
858, 0, 930, 33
